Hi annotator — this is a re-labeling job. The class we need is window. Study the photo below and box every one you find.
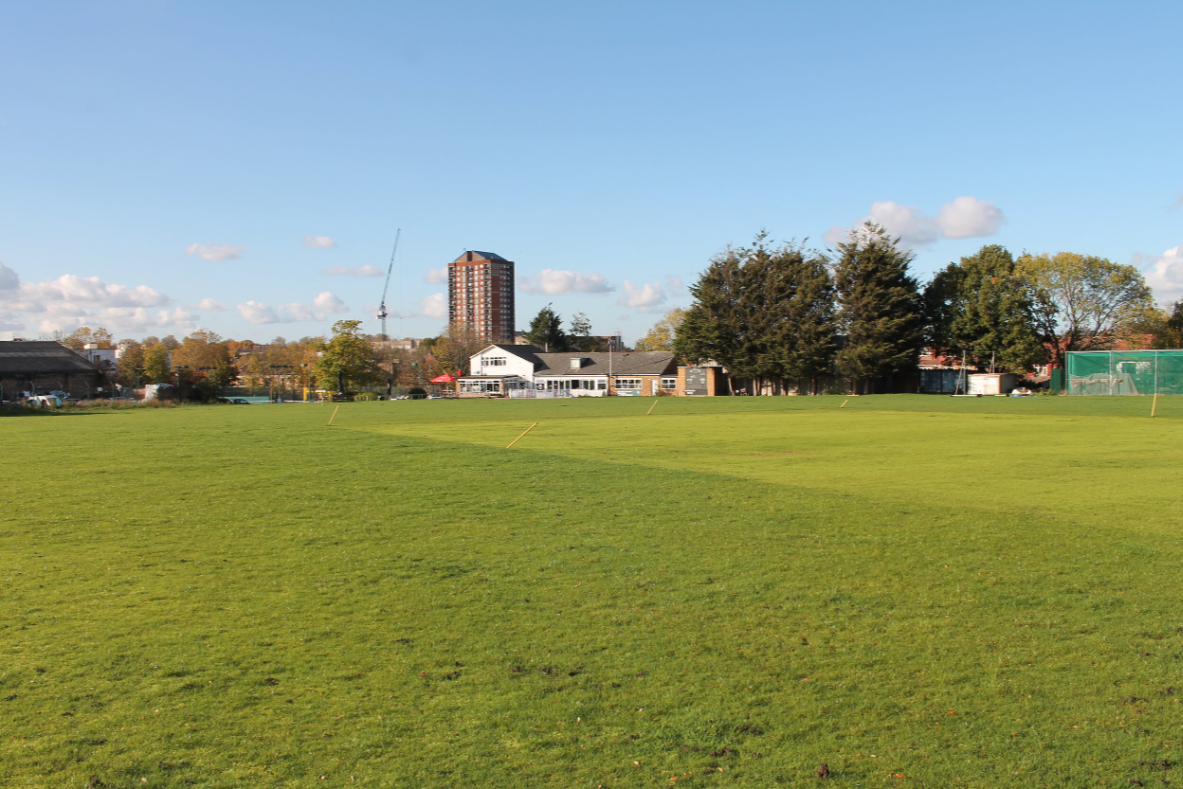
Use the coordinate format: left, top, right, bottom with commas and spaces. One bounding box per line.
616, 378, 641, 390
460, 379, 502, 394
484, 357, 506, 367
662, 377, 677, 390
597, 380, 607, 390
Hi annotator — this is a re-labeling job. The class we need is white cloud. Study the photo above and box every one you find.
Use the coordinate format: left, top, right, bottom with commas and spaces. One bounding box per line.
238, 301, 280, 324
424, 267, 448, 284
313, 291, 348, 314
0, 264, 189, 335
188, 298, 231, 311
20, 274, 170, 308
185, 243, 246, 261
303, 235, 337, 249
1143, 244, 1183, 305
937, 196, 1006, 239
617, 280, 667, 313
238, 291, 350, 324
416, 293, 448, 320
324, 265, 384, 277
825, 196, 1006, 249
519, 269, 614, 296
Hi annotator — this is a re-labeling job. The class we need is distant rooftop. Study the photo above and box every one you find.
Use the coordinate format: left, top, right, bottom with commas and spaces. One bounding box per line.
452, 251, 509, 263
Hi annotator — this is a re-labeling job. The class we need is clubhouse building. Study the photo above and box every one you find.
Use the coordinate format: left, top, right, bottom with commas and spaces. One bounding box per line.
457, 344, 724, 397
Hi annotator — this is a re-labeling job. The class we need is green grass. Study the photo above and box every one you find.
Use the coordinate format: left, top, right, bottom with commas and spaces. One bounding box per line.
3, 395, 1182, 788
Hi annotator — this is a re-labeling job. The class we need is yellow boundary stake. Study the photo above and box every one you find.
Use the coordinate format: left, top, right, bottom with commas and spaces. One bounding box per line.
328, 404, 340, 426
646, 399, 658, 415
506, 422, 539, 449
839, 398, 849, 408
1151, 391, 1159, 418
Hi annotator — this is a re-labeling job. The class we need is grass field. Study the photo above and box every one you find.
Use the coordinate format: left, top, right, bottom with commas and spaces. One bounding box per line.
3, 394, 1182, 788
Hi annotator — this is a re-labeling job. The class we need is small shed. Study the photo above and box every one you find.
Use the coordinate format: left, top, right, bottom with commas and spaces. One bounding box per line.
967, 373, 1018, 396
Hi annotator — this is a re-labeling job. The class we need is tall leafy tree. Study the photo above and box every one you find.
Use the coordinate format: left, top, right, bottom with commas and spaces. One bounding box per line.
429, 323, 484, 377
636, 308, 686, 352
923, 245, 1043, 372
142, 343, 172, 383
833, 223, 923, 391
114, 340, 146, 387
524, 304, 568, 352
1017, 252, 1155, 368
569, 312, 592, 338
57, 326, 115, 349
173, 330, 235, 388
567, 312, 600, 352
315, 320, 379, 393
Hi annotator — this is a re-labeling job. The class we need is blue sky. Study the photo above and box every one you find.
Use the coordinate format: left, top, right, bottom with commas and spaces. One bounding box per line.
2, 1, 1181, 343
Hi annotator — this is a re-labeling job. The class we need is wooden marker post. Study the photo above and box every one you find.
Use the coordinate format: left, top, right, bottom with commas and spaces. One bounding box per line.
506, 422, 538, 449
646, 399, 658, 416
1151, 391, 1159, 418
840, 398, 849, 408
328, 404, 341, 426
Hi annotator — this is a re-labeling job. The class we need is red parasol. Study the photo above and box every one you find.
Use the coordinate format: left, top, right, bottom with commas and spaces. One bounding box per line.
430, 373, 458, 383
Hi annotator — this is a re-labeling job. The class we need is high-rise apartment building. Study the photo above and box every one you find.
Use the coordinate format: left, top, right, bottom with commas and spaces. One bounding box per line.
447, 251, 515, 343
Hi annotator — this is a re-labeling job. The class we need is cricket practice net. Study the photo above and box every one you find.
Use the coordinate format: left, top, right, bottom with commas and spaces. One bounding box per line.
1065, 350, 1183, 395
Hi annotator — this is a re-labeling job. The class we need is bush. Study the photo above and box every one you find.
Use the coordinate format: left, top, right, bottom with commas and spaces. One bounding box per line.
354, 392, 379, 402
408, 387, 427, 396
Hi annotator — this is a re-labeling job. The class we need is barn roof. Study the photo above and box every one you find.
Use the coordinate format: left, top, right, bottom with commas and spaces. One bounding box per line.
0, 341, 102, 376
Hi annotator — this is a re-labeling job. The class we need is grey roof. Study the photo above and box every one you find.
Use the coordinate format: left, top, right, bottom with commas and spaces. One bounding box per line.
453, 251, 509, 262
486, 344, 543, 364
533, 351, 677, 377
0, 341, 102, 376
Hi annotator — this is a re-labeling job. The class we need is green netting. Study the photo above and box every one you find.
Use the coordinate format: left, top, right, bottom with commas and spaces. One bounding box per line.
1065, 350, 1183, 395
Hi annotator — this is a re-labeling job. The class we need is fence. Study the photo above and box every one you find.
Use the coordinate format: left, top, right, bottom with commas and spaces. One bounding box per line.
1065, 350, 1183, 395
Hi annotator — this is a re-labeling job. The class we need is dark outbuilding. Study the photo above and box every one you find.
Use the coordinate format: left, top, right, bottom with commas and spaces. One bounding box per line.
0, 340, 103, 399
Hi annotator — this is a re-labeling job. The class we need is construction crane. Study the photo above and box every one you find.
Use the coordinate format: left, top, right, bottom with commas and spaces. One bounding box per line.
376, 229, 401, 341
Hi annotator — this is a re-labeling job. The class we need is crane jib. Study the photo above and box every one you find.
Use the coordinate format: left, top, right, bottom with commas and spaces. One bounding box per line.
378, 228, 401, 341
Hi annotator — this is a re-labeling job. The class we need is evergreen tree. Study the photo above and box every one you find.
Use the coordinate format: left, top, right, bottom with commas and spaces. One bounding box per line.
833, 223, 923, 392
675, 240, 763, 379
523, 304, 568, 352
947, 245, 1043, 372
921, 263, 965, 358
675, 233, 835, 392
766, 245, 836, 388
1167, 301, 1183, 347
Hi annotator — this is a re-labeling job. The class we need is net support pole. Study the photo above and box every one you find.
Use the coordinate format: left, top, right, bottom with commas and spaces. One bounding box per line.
1152, 350, 1159, 417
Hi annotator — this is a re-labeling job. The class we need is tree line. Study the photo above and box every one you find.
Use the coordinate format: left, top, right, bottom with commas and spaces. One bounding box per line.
660, 223, 1175, 393
53, 320, 493, 398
